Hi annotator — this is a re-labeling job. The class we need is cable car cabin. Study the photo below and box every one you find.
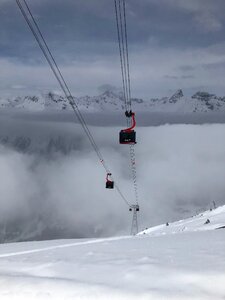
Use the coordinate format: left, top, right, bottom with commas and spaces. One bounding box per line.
106, 180, 114, 189
120, 130, 136, 144
120, 112, 136, 145
106, 173, 114, 189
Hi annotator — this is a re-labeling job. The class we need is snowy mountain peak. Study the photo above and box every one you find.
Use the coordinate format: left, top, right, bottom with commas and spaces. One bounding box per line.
100, 90, 121, 99
169, 89, 184, 103
192, 91, 217, 101
1, 89, 225, 113
190, 91, 225, 111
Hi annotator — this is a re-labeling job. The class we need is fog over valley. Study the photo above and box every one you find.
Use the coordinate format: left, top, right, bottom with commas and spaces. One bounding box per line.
1, 114, 225, 242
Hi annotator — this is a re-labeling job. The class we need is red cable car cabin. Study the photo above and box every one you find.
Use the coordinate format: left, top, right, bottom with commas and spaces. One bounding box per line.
106, 173, 114, 189
120, 112, 136, 144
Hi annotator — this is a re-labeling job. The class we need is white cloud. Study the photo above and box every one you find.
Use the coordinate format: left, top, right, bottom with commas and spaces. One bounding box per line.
0, 119, 225, 240
0, 147, 38, 219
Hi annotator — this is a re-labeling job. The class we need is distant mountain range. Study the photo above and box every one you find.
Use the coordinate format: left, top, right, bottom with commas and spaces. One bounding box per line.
1, 89, 225, 113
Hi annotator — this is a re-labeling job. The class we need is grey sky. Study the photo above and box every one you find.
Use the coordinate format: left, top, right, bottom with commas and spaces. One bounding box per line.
1, 0, 225, 98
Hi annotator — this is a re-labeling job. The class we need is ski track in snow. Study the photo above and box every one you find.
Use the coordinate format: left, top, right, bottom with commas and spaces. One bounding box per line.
0, 236, 129, 258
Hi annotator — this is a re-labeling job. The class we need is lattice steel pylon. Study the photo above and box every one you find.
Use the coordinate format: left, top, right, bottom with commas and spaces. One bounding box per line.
129, 205, 139, 235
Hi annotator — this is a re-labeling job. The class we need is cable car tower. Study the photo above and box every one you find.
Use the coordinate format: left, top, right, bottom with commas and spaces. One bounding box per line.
129, 205, 139, 235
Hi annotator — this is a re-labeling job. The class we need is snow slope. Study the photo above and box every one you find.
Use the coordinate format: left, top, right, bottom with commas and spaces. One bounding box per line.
139, 205, 225, 237
0, 209, 225, 299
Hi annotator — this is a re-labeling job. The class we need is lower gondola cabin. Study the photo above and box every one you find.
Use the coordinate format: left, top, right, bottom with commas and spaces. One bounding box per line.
106, 180, 114, 189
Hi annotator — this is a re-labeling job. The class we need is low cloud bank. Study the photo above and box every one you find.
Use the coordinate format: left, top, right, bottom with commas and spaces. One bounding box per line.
0, 119, 225, 241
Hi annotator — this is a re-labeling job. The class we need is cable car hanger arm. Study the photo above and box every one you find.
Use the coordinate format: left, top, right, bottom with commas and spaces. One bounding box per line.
122, 112, 136, 132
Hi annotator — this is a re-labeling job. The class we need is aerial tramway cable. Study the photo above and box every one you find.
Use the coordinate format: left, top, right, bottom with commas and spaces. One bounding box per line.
122, 0, 132, 112
114, 0, 128, 113
114, 0, 140, 211
16, 0, 131, 207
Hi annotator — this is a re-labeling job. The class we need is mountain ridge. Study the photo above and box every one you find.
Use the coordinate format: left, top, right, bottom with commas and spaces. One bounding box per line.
1, 89, 225, 113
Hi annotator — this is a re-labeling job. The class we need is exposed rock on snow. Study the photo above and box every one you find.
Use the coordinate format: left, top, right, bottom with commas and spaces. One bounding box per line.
169, 89, 184, 103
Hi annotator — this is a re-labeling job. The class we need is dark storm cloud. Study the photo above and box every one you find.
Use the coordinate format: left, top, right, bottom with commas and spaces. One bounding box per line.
1, 0, 225, 61
0, 0, 119, 62
181, 75, 195, 79
164, 75, 178, 80
202, 61, 225, 71
179, 65, 196, 72
1, 0, 225, 98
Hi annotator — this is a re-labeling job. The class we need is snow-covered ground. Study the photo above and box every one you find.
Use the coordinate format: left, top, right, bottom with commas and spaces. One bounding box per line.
139, 205, 225, 236
0, 208, 225, 299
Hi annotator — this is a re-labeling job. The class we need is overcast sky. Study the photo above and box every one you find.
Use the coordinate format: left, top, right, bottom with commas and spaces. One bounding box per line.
1, 0, 225, 99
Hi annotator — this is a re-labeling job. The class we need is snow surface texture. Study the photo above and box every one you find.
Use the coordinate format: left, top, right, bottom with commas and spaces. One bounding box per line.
1, 89, 225, 113
0, 220, 224, 299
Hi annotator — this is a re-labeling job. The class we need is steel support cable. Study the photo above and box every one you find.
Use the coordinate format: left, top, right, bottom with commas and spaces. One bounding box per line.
114, 0, 139, 206
17, 0, 107, 169
120, 1, 139, 206
20, 0, 105, 168
114, 0, 128, 113
115, 0, 131, 126
115, 0, 130, 127
123, 0, 138, 203
16, 0, 130, 207
18, 0, 105, 172
118, 0, 131, 127
118, 0, 129, 111
122, 0, 132, 112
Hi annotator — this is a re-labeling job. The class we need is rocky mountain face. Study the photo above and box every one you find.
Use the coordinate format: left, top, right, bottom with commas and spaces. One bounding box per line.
147, 90, 225, 113
168, 89, 184, 103
1, 89, 225, 113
